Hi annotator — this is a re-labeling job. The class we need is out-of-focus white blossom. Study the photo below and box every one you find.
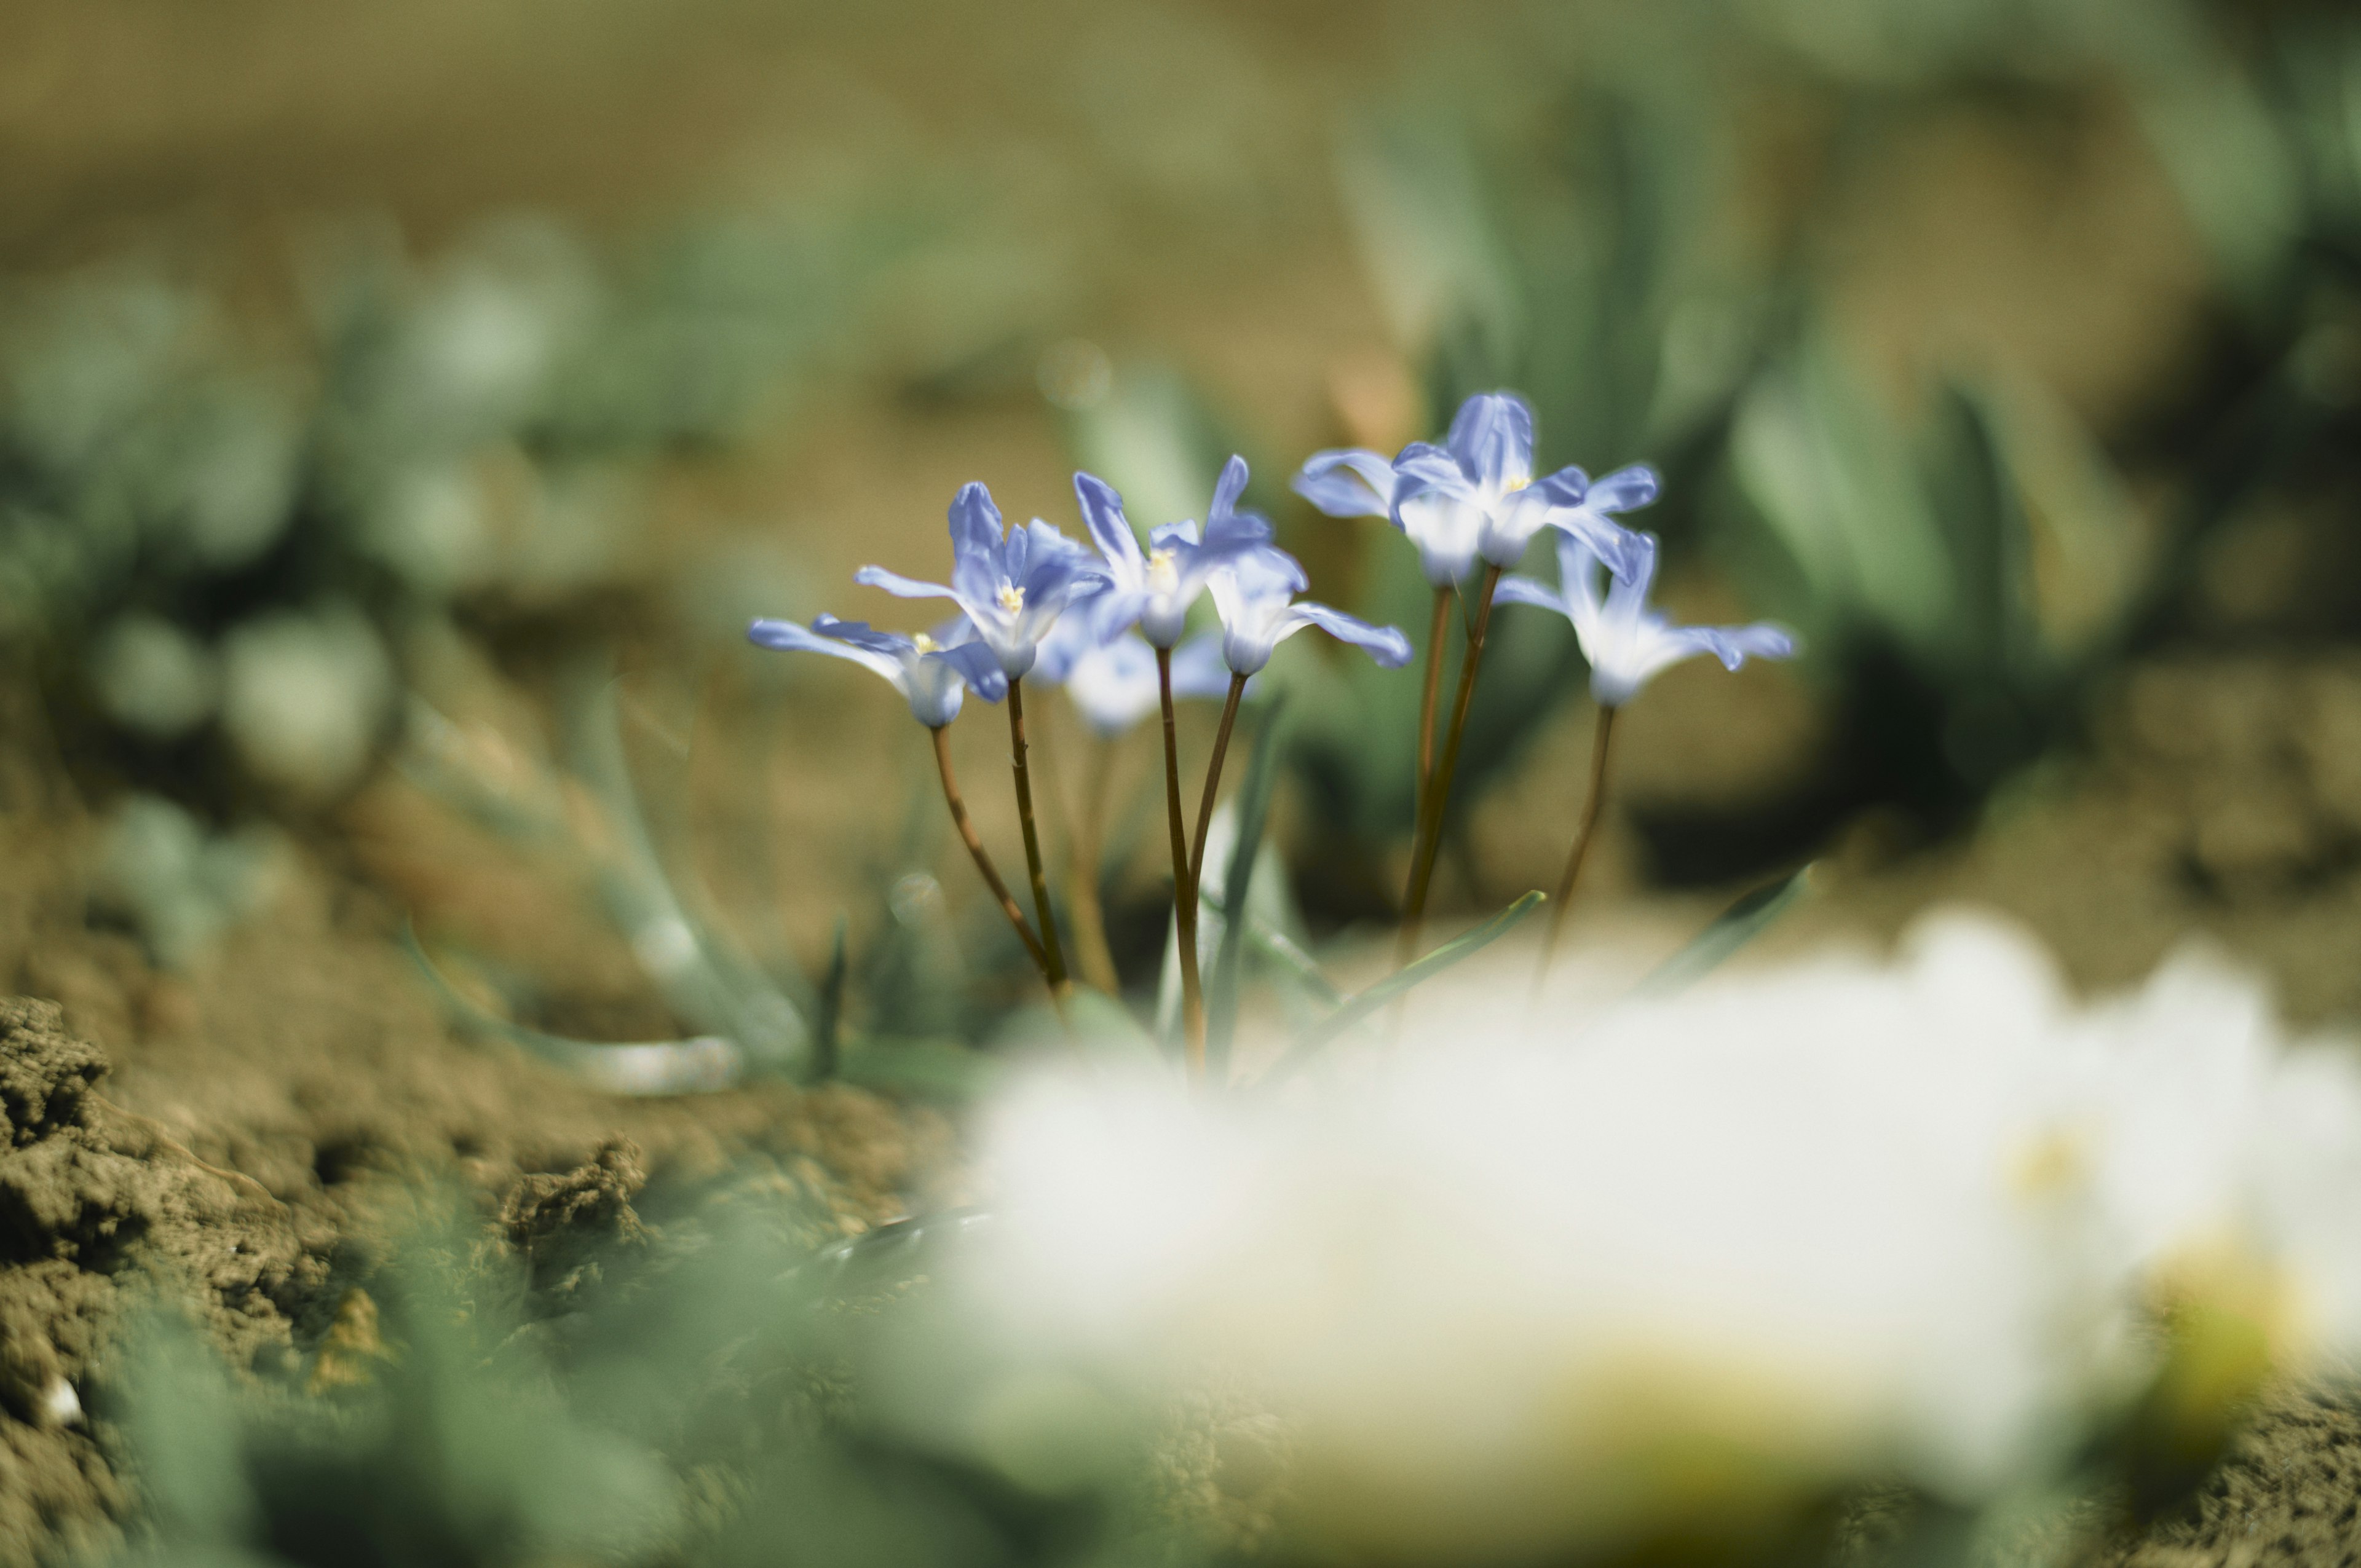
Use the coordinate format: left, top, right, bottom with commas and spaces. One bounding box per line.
954, 911, 2361, 1559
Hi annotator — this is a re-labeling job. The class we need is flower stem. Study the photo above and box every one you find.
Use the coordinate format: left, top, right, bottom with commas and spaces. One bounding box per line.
1415, 585, 1453, 817
1067, 733, 1122, 995
1005, 680, 1070, 997
930, 725, 1050, 982
1532, 703, 1617, 996
1158, 648, 1206, 1078
1188, 673, 1249, 892
1396, 564, 1503, 969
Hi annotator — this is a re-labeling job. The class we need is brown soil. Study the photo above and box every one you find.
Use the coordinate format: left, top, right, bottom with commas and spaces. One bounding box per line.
0, 682, 957, 1558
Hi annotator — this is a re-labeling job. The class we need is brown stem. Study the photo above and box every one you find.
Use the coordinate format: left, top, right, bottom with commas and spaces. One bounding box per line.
1158, 649, 1206, 1078
1187, 673, 1249, 892
1533, 704, 1618, 994
1067, 732, 1122, 995
1396, 564, 1503, 969
1005, 680, 1069, 995
1415, 585, 1453, 819
931, 725, 1050, 979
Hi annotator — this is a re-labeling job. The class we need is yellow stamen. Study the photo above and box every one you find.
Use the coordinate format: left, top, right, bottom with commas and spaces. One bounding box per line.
997, 585, 1026, 615
1504, 475, 1530, 494
912, 633, 938, 653
1146, 548, 1179, 593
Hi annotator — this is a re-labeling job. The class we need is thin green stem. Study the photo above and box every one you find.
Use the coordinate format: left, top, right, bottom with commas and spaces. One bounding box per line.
1532, 704, 1617, 997
1157, 649, 1206, 1078
1414, 585, 1453, 821
1396, 564, 1503, 970
1187, 673, 1249, 892
1005, 680, 1069, 998
930, 725, 1050, 982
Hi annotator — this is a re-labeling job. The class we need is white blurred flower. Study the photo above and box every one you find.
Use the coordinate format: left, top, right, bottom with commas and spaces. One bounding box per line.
955, 911, 2361, 1559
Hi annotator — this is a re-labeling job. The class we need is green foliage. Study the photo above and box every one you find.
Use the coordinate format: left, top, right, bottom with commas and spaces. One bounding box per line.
93, 1199, 1208, 1568
0, 212, 876, 826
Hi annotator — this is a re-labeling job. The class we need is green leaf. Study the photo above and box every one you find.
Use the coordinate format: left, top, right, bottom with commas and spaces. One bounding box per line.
402, 923, 746, 1095
1206, 698, 1289, 1077
1635, 865, 1816, 998
1198, 886, 1343, 1007
1259, 891, 1546, 1086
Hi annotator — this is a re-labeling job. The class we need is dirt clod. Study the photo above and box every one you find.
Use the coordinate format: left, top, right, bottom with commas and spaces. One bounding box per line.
502, 1137, 649, 1298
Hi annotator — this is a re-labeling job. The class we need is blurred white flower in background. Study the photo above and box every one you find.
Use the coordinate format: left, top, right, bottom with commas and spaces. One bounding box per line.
955, 910, 2361, 1560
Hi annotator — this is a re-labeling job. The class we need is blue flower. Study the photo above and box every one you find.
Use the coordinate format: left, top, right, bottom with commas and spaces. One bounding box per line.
855, 482, 1110, 680
1497, 531, 1796, 707
1075, 455, 1284, 647
1034, 613, 1234, 736
747, 613, 1005, 728
1298, 392, 1652, 579
1206, 548, 1413, 676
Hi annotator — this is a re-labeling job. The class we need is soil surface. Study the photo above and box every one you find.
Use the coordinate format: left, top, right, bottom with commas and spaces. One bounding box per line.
0, 677, 957, 1559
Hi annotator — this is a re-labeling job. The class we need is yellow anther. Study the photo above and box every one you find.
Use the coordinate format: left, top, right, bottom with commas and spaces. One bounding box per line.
997, 585, 1027, 614
1145, 548, 1179, 592
912, 633, 938, 653
1503, 475, 1531, 493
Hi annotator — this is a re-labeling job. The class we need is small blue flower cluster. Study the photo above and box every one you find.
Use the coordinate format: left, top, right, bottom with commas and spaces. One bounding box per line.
1295, 391, 1793, 709
751, 455, 1412, 735
749, 390, 1797, 1062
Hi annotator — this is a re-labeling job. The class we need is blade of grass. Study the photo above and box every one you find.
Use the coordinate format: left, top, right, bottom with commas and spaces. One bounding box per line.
1198, 886, 1342, 1008
1260, 891, 1545, 1087
1632, 865, 1817, 997
401, 924, 745, 1095
1206, 698, 1288, 1081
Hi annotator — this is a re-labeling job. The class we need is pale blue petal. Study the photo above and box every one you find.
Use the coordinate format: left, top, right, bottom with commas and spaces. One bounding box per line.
1549, 513, 1648, 583
1680, 623, 1797, 671
854, 565, 964, 604
934, 640, 1008, 702
809, 613, 917, 658
1491, 574, 1568, 616
1149, 519, 1203, 552
1445, 393, 1534, 487
748, 617, 904, 686
1292, 449, 1398, 518
1530, 464, 1592, 507
1073, 471, 1142, 570
948, 481, 1003, 563
1393, 443, 1473, 501
1208, 454, 1251, 529
1225, 545, 1309, 600
1284, 602, 1414, 668
1585, 464, 1661, 515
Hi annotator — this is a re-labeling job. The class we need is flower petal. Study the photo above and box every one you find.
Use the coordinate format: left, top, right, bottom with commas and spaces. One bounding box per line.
1681, 623, 1798, 672
949, 482, 1004, 562
1548, 513, 1648, 583
1074, 471, 1142, 571
1492, 573, 1567, 615
933, 639, 1009, 703
854, 565, 965, 605
1585, 464, 1661, 516
1208, 454, 1251, 529
1292, 449, 1398, 518
748, 617, 904, 687
1279, 602, 1415, 668
1393, 443, 1474, 502
1445, 392, 1534, 489
1530, 464, 1592, 508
